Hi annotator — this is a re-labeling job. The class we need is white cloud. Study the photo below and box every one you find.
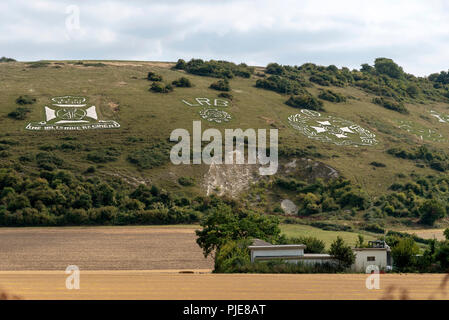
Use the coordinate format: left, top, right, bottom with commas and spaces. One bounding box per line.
0, 0, 448, 75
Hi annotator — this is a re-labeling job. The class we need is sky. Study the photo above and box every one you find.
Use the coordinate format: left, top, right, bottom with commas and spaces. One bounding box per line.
1, 0, 449, 76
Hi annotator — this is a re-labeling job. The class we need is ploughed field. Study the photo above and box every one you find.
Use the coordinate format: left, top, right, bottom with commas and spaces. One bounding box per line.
0, 226, 213, 270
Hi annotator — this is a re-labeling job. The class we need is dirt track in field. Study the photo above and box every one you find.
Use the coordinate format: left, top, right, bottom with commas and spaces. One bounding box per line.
0, 226, 213, 270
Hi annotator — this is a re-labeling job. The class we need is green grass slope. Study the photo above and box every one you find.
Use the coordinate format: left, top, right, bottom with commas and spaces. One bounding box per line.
1, 58, 449, 230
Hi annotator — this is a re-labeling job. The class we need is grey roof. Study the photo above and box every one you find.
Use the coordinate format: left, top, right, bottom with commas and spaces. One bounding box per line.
251, 238, 273, 246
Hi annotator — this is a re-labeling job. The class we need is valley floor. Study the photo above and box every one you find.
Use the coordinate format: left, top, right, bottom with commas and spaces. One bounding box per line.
0, 226, 448, 300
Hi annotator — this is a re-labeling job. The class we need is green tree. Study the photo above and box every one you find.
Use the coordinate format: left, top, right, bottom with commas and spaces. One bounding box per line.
443, 228, 449, 241
419, 199, 446, 226
391, 237, 419, 271
329, 236, 355, 269
195, 205, 282, 258
374, 58, 404, 79
435, 242, 449, 271
355, 234, 365, 248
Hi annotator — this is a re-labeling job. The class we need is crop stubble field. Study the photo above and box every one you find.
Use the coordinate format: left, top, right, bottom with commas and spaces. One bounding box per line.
0, 226, 448, 300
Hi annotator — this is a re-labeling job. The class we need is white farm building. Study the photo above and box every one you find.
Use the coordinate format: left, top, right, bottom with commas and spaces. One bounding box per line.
248, 239, 392, 272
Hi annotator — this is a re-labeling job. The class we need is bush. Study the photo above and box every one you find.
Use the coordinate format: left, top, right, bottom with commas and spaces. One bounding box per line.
127, 142, 171, 169
150, 82, 173, 93
172, 77, 192, 87
87, 149, 120, 163
372, 97, 408, 114
265, 63, 284, 75
282, 236, 325, 253
370, 161, 386, 168
329, 236, 355, 270
8, 107, 31, 120
318, 90, 346, 103
391, 237, 419, 271
419, 199, 446, 226
255, 75, 303, 95
285, 94, 324, 111
178, 176, 195, 186
16, 95, 36, 105
173, 59, 187, 70
374, 58, 404, 79
0, 57, 16, 63
147, 72, 163, 81
178, 59, 254, 78
209, 79, 230, 91
218, 92, 233, 100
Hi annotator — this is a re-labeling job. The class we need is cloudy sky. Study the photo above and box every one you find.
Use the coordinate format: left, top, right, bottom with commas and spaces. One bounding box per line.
1, 0, 449, 76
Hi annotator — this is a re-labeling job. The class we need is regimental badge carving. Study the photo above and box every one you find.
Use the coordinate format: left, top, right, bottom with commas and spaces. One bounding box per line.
26, 96, 120, 131
287, 109, 377, 146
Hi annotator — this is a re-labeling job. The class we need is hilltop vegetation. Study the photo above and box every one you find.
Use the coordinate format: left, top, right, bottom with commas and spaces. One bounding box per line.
1, 57, 449, 232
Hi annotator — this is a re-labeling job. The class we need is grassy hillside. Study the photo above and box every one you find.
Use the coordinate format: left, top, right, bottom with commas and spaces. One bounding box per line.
1, 58, 449, 230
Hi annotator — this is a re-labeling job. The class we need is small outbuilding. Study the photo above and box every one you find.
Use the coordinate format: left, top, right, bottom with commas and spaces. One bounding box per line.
352, 240, 392, 272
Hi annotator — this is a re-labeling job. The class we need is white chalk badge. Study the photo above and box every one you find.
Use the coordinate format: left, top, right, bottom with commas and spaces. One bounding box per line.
25, 95, 120, 131
287, 109, 377, 146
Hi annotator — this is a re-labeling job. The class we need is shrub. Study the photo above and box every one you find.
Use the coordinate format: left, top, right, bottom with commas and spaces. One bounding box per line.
16, 95, 36, 105
329, 236, 355, 270
285, 94, 324, 111
374, 58, 404, 79
172, 77, 192, 87
173, 59, 187, 70
318, 90, 346, 103
419, 199, 446, 226
282, 236, 325, 253
87, 149, 120, 163
178, 176, 195, 186
150, 82, 173, 93
372, 97, 408, 114
127, 142, 171, 169
391, 237, 419, 271
218, 92, 233, 100
147, 72, 163, 81
8, 107, 31, 120
256, 75, 303, 95
0, 57, 16, 63
179, 59, 253, 78
36, 152, 63, 171
209, 79, 230, 91
265, 63, 284, 75
370, 161, 386, 168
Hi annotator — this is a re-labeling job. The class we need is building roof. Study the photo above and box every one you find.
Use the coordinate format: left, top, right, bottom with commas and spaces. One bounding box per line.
248, 244, 306, 250
251, 238, 273, 246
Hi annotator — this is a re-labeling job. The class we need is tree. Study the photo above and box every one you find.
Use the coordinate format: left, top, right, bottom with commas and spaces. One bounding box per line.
374, 58, 404, 79
391, 237, 419, 271
419, 199, 446, 226
443, 228, 449, 241
209, 79, 230, 91
285, 94, 324, 111
172, 77, 192, 87
355, 234, 365, 248
281, 236, 325, 253
329, 236, 355, 269
265, 63, 284, 75
195, 205, 282, 258
435, 242, 449, 271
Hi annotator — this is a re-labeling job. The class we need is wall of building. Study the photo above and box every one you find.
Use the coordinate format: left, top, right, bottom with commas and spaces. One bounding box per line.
352, 250, 388, 272
251, 248, 304, 262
